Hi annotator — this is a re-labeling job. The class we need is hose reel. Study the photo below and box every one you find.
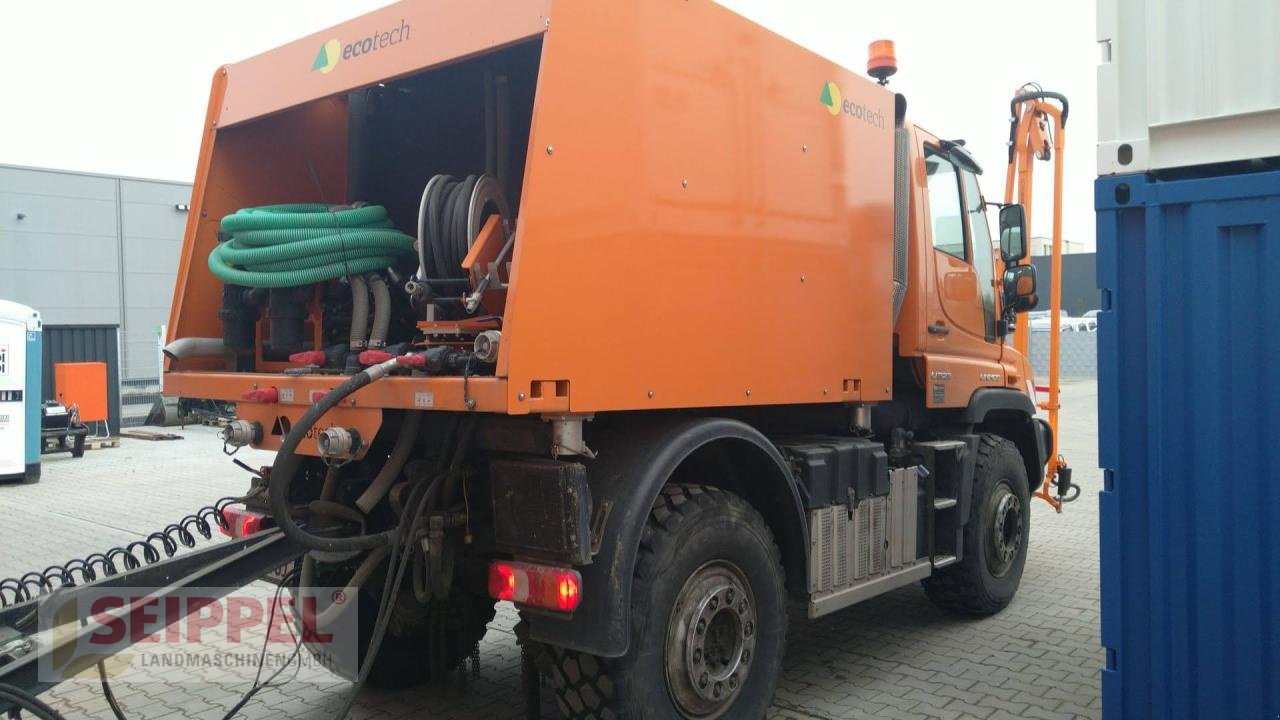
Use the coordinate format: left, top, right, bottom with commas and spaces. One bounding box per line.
407, 173, 514, 315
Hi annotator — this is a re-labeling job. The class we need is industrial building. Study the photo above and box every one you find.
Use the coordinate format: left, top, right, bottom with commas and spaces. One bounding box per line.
0, 164, 191, 427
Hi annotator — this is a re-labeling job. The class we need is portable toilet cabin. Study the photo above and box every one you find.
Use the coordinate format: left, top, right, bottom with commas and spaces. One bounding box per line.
0, 300, 42, 483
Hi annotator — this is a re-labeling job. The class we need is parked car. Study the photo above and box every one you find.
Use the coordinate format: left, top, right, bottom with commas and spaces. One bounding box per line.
1029, 310, 1088, 332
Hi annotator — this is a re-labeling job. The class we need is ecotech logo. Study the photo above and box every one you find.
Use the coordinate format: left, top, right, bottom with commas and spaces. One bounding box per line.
312, 19, 411, 74
819, 81, 887, 130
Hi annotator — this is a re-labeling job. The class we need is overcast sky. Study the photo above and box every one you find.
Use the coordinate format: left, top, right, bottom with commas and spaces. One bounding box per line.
0, 0, 1096, 248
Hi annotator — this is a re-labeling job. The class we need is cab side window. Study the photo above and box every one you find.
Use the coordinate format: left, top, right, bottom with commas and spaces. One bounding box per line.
961, 170, 998, 340
924, 152, 966, 260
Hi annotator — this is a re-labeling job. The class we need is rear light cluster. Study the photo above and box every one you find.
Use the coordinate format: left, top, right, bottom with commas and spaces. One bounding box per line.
219, 505, 271, 538
488, 561, 582, 612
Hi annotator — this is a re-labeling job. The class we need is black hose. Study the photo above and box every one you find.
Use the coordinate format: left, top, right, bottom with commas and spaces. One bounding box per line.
331, 417, 475, 720
267, 363, 400, 553
420, 175, 480, 281
1007, 89, 1069, 163
0, 497, 239, 608
1010, 90, 1069, 127
0, 683, 67, 720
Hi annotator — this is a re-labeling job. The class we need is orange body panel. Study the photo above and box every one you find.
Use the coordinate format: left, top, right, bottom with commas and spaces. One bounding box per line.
54, 362, 108, 423
218, 0, 552, 128
164, 372, 508, 416
166, 97, 348, 373
502, 0, 895, 413
902, 127, 1010, 409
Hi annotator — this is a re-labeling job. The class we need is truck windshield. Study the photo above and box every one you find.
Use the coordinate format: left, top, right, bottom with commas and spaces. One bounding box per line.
961, 171, 997, 341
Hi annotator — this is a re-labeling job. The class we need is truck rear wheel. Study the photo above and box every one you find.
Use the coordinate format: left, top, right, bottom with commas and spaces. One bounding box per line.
922, 434, 1031, 615
543, 484, 787, 719
298, 565, 495, 689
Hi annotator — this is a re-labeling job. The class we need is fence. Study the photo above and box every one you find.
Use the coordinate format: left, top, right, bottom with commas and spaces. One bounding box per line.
1028, 329, 1097, 380
119, 326, 166, 428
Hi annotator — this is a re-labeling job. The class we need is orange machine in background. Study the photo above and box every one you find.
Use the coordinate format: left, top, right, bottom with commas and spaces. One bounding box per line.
54, 362, 108, 424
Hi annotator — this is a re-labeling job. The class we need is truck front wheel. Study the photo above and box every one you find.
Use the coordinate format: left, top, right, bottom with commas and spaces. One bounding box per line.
922, 433, 1031, 615
543, 484, 787, 719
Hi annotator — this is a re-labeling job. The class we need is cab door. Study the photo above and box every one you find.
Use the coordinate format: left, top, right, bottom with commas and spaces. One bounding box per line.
919, 141, 1003, 405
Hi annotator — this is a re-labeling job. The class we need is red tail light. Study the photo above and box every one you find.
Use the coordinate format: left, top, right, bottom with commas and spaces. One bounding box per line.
488, 561, 582, 612
219, 505, 271, 538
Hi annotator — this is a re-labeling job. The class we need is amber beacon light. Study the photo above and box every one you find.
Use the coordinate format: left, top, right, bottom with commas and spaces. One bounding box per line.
867, 39, 897, 84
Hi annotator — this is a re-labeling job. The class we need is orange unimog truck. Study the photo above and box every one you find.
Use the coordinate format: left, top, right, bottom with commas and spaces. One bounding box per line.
164, 1, 1058, 716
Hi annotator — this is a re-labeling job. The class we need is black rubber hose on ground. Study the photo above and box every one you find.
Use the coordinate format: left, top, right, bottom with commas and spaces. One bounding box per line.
0, 683, 66, 720
267, 359, 402, 553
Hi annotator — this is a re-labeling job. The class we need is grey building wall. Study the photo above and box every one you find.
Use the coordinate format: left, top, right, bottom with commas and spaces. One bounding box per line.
1030, 252, 1100, 317
0, 165, 190, 382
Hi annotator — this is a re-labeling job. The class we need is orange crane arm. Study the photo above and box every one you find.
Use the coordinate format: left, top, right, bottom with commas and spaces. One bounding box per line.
1003, 88, 1071, 512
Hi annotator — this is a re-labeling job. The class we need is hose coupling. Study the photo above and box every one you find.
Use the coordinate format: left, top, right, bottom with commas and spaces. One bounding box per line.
317, 427, 362, 461
222, 420, 262, 455
473, 330, 501, 363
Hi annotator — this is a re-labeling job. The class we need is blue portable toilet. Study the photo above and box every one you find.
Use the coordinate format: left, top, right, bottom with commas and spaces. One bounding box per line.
0, 300, 42, 483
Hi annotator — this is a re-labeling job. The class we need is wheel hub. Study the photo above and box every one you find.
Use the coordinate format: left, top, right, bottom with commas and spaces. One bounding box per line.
988, 485, 1024, 577
665, 560, 756, 718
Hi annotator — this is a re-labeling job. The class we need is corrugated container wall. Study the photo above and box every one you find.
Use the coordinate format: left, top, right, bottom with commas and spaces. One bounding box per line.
41, 325, 121, 436
1096, 169, 1280, 719
1097, 0, 1280, 174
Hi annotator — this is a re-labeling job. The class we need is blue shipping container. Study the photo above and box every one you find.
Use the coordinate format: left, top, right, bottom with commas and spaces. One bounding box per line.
1097, 170, 1280, 720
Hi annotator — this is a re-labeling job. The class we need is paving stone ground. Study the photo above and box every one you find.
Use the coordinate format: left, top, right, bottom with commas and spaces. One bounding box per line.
0, 380, 1101, 719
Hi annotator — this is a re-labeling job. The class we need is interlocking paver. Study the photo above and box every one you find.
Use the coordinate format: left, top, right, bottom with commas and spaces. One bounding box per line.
0, 381, 1103, 718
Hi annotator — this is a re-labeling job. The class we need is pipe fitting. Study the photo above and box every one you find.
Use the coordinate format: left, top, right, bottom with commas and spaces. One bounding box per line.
222, 420, 262, 448
163, 337, 225, 362
473, 330, 501, 363
317, 427, 361, 460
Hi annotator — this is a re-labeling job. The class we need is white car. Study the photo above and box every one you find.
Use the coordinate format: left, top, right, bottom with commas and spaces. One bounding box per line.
1029, 310, 1089, 332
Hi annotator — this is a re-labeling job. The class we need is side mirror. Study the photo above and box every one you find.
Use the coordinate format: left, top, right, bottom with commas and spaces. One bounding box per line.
999, 205, 1028, 263
1003, 264, 1038, 313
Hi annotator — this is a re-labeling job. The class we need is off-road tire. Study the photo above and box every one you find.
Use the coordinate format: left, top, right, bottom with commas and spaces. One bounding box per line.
296, 571, 495, 689
923, 434, 1031, 615
542, 484, 787, 719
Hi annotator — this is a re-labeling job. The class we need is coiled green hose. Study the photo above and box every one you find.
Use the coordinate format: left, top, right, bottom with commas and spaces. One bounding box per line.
208, 204, 415, 288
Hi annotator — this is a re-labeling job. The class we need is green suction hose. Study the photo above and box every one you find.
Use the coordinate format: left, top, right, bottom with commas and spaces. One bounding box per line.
209, 204, 415, 288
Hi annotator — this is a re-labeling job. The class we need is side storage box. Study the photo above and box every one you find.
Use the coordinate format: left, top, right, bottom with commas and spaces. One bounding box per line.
1096, 169, 1280, 720
54, 362, 109, 424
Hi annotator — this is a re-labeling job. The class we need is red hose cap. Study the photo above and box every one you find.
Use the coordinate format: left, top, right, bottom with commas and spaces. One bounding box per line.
240, 387, 279, 403
359, 350, 394, 365
288, 350, 327, 365
396, 354, 427, 368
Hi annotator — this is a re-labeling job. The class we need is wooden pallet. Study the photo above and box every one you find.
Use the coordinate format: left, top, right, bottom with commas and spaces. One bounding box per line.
121, 430, 185, 442
84, 438, 120, 451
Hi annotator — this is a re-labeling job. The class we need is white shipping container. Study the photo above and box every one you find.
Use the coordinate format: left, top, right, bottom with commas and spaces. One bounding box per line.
0, 300, 41, 481
1097, 0, 1280, 175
